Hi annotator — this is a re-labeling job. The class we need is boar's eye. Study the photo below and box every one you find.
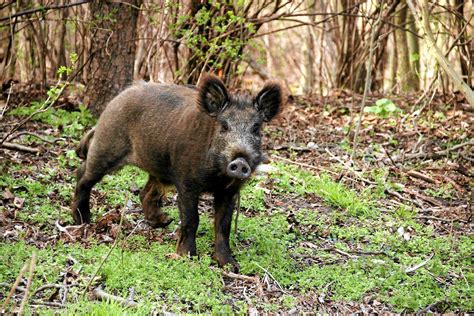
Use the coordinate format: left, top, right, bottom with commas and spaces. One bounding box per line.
220, 121, 229, 133
251, 123, 260, 135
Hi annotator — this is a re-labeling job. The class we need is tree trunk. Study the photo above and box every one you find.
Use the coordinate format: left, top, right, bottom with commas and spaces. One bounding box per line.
407, 9, 420, 90
85, 0, 141, 116
303, 0, 316, 94
455, 0, 471, 86
386, 31, 398, 91
396, 2, 417, 91
55, 0, 68, 72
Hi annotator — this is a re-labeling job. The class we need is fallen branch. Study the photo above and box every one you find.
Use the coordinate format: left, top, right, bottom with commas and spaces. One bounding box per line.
406, 170, 436, 184
254, 262, 287, 294
6, 131, 58, 144
91, 287, 137, 308
219, 270, 259, 283
416, 215, 468, 224
0, 282, 26, 293
18, 251, 37, 316
1, 141, 40, 154
272, 154, 337, 175
384, 140, 474, 164
385, 188, 424, 209
0, 263, 29, 313
30, 301, 65, 308
32, 284, 65, 298
405, 253, 434, 274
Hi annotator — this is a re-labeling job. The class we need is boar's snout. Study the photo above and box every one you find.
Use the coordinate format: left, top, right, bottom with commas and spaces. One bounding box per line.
226, 157, 251, 179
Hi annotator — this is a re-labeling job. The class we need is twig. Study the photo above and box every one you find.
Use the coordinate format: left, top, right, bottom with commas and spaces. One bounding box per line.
82, 194, 127, 299
0, 282, 26, 292
0, 263, 28, 313
385, 188, 424, 209
416, 215, 468, 224
351, 0, 385, 159
406, 170, 436, 184
29, 301, 64, 308
1, 141, 40, 153
6, 131, 58, 144
324, 148, 376, 185
0, 80, 14, 119
384, 140, 474, 163
18, 251, 37, 316
55, 220, 74, 240
32, 284, 65, 298
0, 0, 89, 23
405, 252, 434, 274
272, 154, 337, 175
254, 262, 287, 294
91, 287, 137, 308
218, 269, 257, 283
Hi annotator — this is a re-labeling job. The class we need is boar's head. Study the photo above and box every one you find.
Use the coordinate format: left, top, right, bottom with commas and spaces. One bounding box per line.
198, 75, 283, 180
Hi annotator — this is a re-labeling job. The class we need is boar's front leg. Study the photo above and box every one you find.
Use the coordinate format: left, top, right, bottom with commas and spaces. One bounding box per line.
140, 176, 173, 228
213, 190, 239, 272
176, 188, 200, 257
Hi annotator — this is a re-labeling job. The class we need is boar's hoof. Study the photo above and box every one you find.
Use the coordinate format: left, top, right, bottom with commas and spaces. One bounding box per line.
147, 213, 173, 228
214, 253, 240, 273
226, 157, 251, 179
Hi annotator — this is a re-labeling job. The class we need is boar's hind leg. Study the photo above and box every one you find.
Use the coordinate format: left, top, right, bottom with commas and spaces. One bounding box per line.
71, 163, 102, 224
213, 191, 239, 272
176, 188, 200, 257
139, 176, 173, 228
71, 154, 124, 224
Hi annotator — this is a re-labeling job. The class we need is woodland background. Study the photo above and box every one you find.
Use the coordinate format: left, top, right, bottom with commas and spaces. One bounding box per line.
0, 0, 473, 314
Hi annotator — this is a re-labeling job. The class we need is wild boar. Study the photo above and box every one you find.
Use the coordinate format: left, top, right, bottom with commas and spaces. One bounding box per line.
72, 75, 283, 271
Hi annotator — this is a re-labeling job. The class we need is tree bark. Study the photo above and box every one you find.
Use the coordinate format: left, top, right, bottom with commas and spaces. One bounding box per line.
303, 0, 316, 94
396, 2, 418, 91
455, 0, 471, 86
85, 0, 141, 116
407, 8, 420, 90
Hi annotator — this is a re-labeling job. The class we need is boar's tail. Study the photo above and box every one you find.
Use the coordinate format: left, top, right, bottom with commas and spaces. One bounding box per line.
76, 128, 95, 159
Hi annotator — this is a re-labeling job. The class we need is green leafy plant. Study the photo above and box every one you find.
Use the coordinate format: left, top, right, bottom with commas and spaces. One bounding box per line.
364, 98, 402, 118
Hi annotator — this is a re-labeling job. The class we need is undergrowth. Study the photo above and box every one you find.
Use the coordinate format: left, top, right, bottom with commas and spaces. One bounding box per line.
1, 102, 472, 313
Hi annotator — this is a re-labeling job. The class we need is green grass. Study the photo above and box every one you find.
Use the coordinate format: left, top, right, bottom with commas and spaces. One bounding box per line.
1, 102, 473, 313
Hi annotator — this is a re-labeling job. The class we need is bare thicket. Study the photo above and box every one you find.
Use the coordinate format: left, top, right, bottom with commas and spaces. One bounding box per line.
0, 0, 472, 114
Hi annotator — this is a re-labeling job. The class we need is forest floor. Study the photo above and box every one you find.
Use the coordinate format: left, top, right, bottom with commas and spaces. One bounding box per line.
0, 86, 473, 314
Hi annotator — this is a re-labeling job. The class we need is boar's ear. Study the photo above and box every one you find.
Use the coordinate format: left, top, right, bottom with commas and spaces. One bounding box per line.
255, 81, 283, 122
198, 75, 229, 116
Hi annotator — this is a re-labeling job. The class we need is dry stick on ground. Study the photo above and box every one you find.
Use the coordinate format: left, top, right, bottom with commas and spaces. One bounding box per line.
32, 284, 66, 298
0, 283, 26, 293
254, 262, 287, 294
0, 80, 14, 119
18, 251, 37, 316
0, 262, 28, 313
91, 287, 137, 308
218, 269, 264, 298
82, 194, 127, 300
405, 252, 434, 274
407, 0, 474, 107
7, 131, 58, 144
272, 154, 338, 175
384, 140, 474, 163
1, 141, 40, 154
